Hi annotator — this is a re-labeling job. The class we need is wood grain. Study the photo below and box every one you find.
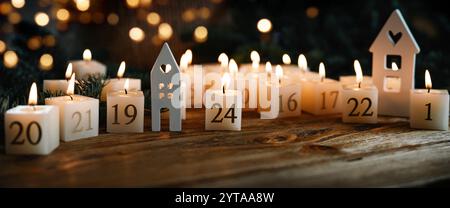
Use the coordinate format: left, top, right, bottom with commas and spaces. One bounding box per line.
0, 110, 449, 187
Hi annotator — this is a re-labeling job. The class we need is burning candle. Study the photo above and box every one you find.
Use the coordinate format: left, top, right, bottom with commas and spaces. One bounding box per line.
341, 60, 378, 124
4, 82, 60, 155
45, 74, 99, 141
301, 62, 342, 115
43, 63, 73, 95
276, 65, 302, 118
107, 78, 145, 133
258, 62, 280, 119
101, 61, 141, 101
409, 70, 449, 130
71, 49, 107, 80
205, 73, 242, 131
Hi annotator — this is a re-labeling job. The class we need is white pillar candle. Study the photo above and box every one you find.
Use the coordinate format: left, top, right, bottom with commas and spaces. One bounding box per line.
71, 49, 106, 80
45, 74, 99, 141
339, 75, 373, 86
4, 83, 59, 155
275, 65, 302, 118
43, 63, 73, 94
107, 79, 144, 133
205, 73, 242, 131
101, 61, 141, 101
410, 70, 449, 130
258, 62, 280, 119
302, 62, 342, 115
341, 60, 378, 124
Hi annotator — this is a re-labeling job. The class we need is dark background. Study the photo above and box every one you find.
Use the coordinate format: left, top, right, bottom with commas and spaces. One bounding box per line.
0, 0, 449, 111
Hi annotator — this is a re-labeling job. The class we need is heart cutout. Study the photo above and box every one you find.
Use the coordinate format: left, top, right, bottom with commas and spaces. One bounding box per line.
388, 31, 402, 45
160, 64, 172, 73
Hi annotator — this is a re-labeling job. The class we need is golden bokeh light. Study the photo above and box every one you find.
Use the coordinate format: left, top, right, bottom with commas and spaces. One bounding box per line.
198, 7, 210, 19
194, 26, 208, 43
75, 0, 90, 12
257, 18, 272, 33
306, 6, 319, 19
140, 0, 152, 7
158, 23, 173, 40
129, 27, 145, 42
56, 8, 70, 22
3, 50, 18, 68
39, 53, 53, 70
107, 13, 119, 25
126, 0, 139, 8
0, 2, 13, 15
27, 36, 42, 50
79, 12, 91, 24
182, 9, 195, 22
8, 12, 21, 24
35, 12, 49, 26
0, 40, 6, 53
11, 0, 25, 9
146, 12, 160, 26
43, 35, 56, 47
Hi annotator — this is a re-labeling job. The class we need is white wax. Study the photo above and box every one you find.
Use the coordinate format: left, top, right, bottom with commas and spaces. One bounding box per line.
4, 105, 59, 155
205, 90, 242, 131
301, 78, 342, 115
71, 60, 106, 80
339, 75, 373, 85
43, 80, 70, 95
258, 79, 280, 119
107, 90, 144, 133
45, 95, 99, 141
101, 78, 141, 101
341, 84, 378, 124
278, 83, 302, 118
410, 89, 449, 130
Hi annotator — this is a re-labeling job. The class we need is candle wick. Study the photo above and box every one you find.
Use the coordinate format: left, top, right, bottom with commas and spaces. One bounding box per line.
222, 86, 225, 94
69, 95, 73, 100
427, 88, 430, 93
358, 82, 361, 88
125, 89, 128, 94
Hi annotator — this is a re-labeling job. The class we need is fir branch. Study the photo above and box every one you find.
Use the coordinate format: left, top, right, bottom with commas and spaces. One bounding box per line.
75, 75, 108, 99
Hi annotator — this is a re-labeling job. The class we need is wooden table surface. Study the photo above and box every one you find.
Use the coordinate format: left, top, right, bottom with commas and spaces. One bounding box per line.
0, 110, 449, 187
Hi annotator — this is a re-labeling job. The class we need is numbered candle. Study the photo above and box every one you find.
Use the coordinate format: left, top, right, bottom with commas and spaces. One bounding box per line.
302, 62, 342, 115
258, 62, 280, 119
43, 63, 73, 95
107, 79, 144, 133
410, 70, 449, 130
71, 49, 106, 80
4, 83, 60, 155
101, 61, 141, 101
205, 73, 242, 131
45, 74, 99, 141
341, 60, 378, 124
276, 65, 302, 118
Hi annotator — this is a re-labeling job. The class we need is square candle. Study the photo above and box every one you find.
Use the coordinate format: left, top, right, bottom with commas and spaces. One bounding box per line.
107, 90, 144, 133
278, 83, 302, 118
45, 95, 99, 141
205, 89, 242, 131
301, 78, 342, 115
410, 89, 449, 130
341, 84, 378, 124
4, 105, 59, 155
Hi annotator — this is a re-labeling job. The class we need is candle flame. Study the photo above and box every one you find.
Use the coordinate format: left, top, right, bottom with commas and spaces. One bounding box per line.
229, 59, 238, 75
298, 54, 308, 72
222, 72, 231, 91
28, 82, 38, 106
124, 78, 130, 91
180, 54, 188, 71
252, 61, 259, 70
83, 49, 92, 61
185, 49, 193, 65
319, 62, 326, 80
275, 65, 283, 80
425, 69, 432, 90
65, 63, 73, 79
354, 60, 363, 85
265, 61, 272, 73
282, 54, 291, 65
218, 53, 228, 68
117, 61, 126, 78
67, 73, 75, 95
392, 62, 399, 71
250, 50, 260, 63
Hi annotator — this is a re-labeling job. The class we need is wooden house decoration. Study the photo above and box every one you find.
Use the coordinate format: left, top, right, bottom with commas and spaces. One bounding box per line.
370, 9, 420, 117
151, 43, 182, 131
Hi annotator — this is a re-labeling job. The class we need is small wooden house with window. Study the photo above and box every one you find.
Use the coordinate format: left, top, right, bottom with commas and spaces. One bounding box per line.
151, 43, 182, 131
370, 9, 420, 117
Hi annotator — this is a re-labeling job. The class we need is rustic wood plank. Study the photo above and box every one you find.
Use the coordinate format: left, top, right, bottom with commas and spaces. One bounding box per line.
0, 110, 449, 187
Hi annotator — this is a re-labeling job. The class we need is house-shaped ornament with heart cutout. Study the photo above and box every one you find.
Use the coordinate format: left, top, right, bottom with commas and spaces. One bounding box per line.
370, 9, 420, 117
151, 43, 182, 131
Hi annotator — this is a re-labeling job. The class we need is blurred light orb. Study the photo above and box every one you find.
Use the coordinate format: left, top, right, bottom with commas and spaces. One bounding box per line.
140, 0, 152, 7
306, 6, 319, 19
194, 26, 208, 43
11, 0, 25, 9
8, 12, 21, 24
146, 12, 160, 26
0, 40, 6, 53
39, 53, 53, 70
107, 13, 119, 25
43, 35, 56, 47
129, 27, 145, 42
3, 50, 18, 68
158, 23, 173, 40
257, 18, 272, 33
0, 2, 13, 15
182, 9, 196, 23
56, 8, 70, 22
198, 7, 211, 20
126, 0, 139, 8
75, 0, 90, 12
79, 12, 91, 24
27, 36, 42, 50
35, 12, 49, 26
